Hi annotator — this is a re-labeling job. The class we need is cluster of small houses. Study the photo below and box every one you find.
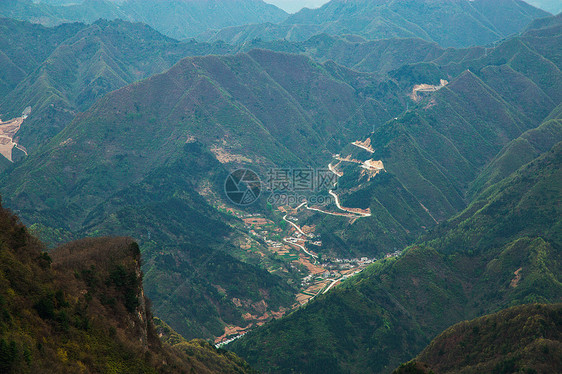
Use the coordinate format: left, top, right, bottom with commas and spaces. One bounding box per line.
215, 332, 247, 349
300, 269, 359, 288
217, 210, 407, 347
300, 250, 404, 287
249, 229, 266, 240
265, 239, 283, 248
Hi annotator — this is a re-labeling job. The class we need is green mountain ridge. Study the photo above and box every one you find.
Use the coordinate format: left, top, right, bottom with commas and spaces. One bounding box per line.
0, 18, 84, 101
200, 0, 549, 48
469, 106, 562, 198
0, 7, 560, 364
302, 20, 562, 256
0, 18, 233, 153
240, 35, 447, 74
0, 48, 407, 340
394, 303, 562, 374
2, 14, 561, 343
0, 48, 405, 230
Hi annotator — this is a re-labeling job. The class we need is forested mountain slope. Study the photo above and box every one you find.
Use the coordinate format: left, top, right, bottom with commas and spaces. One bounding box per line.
0, 199, 254, 373
394, 303, 562, 374
302, 20, 562, 256
1, 4, 559, 353
0, 49, 406, 340
469, 103, 562, 198
0, 49, 403, 231
229, 136, 562, 373
0, 18, 233, 153
0, 0, 287, 40
0, 18, 84, 101
240, 35, 450, 74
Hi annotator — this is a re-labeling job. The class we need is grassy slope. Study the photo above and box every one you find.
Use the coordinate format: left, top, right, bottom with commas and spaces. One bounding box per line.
229, 139, 562, 373
469, 104, 562, 198
0, 200, 253, 373
394, 303, 562, 374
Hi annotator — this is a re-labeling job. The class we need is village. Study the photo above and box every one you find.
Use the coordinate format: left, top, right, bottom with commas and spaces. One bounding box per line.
214, 203, 403, 347
244, 209, 378, 304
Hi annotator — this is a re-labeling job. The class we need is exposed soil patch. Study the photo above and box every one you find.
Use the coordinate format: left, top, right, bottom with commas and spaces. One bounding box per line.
352, 138, 375, 153
410, 79, 448, 101
210, 145, 253, 164
510, 267, 523, 288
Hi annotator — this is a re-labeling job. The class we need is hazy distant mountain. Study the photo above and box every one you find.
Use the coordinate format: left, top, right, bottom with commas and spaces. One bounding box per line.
526, 0, 562, 14
0, 0, 288, 39
118, 0, 288, 39
201, 0, 550, 47
240, 34, 447, 73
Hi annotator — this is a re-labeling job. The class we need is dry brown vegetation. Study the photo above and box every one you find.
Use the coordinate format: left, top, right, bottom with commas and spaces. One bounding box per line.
0, 200, 254, 373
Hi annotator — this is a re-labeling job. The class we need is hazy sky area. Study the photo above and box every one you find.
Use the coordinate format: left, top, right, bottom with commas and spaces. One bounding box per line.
264, 0, 330, 13
526, 0, 562, 14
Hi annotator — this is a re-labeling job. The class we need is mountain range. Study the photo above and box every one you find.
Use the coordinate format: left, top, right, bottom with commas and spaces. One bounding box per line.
0, 1, 560, 373
1, 6, 560, 344
288, 15, 562, 256
201, 0, 550, 48
0, 0, 288, 40
0, 43, 409, 339
0, 18, 234, 154
0, 17, 316, 166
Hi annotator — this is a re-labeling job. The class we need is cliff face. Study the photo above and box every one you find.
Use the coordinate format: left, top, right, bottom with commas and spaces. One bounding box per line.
0, 200, 254, 373
50, 237, 154, 350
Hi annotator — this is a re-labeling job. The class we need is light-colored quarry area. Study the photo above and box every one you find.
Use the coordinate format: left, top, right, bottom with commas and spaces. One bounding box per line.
410, 79, 448, 101
0, 107, 30, 162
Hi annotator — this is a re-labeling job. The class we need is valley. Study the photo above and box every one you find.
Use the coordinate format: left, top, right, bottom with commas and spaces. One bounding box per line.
0, 2, 560, 373
213, 200, 401, 346
210, 127, 416, 344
